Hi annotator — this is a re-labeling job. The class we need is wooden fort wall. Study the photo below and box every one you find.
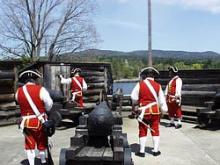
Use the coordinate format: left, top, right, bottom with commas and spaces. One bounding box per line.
110, 69, 220, 122
1, 60, 220, 125
0, 61, 113, 126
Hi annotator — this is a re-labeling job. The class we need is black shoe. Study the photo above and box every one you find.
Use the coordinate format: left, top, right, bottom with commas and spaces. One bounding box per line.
166, 123, 175, 127
135, 152, 145, 157
42, 163, 48, 165
175, 124, 182, 129
153, 151, 161, 156
128, 114, 135, 119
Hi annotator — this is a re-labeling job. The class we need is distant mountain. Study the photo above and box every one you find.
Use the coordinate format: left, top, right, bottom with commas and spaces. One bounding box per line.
59, 49, 220, 61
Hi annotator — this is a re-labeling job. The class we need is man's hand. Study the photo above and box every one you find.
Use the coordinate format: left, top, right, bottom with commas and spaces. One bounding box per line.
58, 74, 63, 79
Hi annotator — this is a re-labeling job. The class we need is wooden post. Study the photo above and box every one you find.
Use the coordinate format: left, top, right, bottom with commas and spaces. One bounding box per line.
38, 66, 44, 85
13, 66, 18, 94
104, 67, 108, 95
44, 64, 51, 89
148, 0, 152, 66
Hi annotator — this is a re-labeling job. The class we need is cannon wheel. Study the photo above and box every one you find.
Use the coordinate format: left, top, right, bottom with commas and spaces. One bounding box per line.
197, 113, 211, 127
122, 133, 129, 148
59, 148, 67, 165
49, 110, 62, 127
124, 148, 132, 165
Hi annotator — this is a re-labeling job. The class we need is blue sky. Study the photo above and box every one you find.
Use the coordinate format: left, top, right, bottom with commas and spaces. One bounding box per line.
94, 0, 220, 53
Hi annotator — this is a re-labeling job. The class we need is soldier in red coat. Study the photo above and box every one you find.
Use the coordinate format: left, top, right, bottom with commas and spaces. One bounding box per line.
165, 66, 183, 129
59, 68, 87, 107
15, 70, 53, 165
131, 67, 168, 157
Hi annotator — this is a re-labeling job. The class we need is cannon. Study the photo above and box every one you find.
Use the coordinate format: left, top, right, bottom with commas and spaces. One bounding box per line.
197, 92, 220, 127
59, 101, 133, 165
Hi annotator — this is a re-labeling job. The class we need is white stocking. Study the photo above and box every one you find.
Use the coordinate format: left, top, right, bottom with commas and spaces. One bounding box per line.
152, 136, 160, 152
26, 150, 35, 165
139, 136, 147, 153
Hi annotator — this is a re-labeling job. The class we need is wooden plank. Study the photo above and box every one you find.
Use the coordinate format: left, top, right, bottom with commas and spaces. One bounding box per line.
83, 96, 101, 103
75, 146, 105, 160
81, 71, 105, 77
113, 147, 123, 161
182, 91, 216, 95
43, 64, 51, 89
0, 109, 20, 117
84, 76, 105, 83
0, 94, 15, 103
61, 65, 71, 99
161, 84, 220, 91
71, 66, 105, 72
157, 78, 220, 85
103, 147, 113, 161
0, 79, 14, 86
0, 117, 19, 126
0, 71, 14, 79
83, 89, 102, 96
181, 105, 205, 113
87, 83, 105, 89
0, 102, 16, 109
0, 87, 14, 94
104, 67, 108, 93
13, 66, 18, 94
158, 70, 220, 79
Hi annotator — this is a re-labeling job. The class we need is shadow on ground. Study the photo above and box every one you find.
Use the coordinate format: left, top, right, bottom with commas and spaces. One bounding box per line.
20, 158, 42, 165
130, 143, 154, 155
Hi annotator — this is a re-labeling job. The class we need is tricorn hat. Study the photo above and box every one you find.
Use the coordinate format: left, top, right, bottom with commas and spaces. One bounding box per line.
168, 66, 178, 73
71, 68, 81, 75
19, 69, 42, 80
140, 67, 160, 76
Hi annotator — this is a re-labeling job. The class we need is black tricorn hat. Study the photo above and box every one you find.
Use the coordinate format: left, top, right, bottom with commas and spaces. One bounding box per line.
168, 66, 178, 73
71, 68, 81, 75
140, 67, 160, 76
19, 69, 42, 81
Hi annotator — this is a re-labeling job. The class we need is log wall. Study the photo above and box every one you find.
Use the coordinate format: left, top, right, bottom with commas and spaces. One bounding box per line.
0, 61, 21, 126
156, 69, 220, 107
111, 69, 220, 122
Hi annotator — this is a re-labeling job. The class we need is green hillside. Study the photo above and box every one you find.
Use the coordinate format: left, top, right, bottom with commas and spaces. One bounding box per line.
56, 49, 220, 79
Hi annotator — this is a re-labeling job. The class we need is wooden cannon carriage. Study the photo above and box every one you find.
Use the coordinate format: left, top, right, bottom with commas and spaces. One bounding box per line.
59, 101, 133, 165
197, 93, 220, 127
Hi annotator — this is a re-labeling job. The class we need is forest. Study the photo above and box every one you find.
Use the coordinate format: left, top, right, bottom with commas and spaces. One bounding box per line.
95, 56, 220, 80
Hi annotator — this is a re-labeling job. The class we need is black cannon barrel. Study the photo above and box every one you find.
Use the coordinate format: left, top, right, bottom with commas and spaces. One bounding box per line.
88, 101, 114, 136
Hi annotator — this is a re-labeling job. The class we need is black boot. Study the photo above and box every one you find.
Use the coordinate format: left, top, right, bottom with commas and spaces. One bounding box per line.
166, 123, 175, 127
135, 152, 145, 157
175, 124, 182, 129
153, 151, 161, 156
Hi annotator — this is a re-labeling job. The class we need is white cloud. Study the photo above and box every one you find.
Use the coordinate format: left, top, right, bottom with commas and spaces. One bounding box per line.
155, 0, 220, 14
